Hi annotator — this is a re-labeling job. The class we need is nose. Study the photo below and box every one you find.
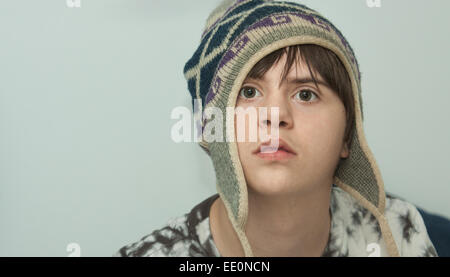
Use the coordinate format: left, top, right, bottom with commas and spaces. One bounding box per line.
259, 93, 293, 130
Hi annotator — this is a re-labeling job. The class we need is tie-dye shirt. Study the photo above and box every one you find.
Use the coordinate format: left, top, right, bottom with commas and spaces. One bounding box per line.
113, 186, 438, 257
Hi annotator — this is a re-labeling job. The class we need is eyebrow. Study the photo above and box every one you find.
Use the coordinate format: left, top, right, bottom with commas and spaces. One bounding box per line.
285, 77, 329, 88
245, 76, 330, 90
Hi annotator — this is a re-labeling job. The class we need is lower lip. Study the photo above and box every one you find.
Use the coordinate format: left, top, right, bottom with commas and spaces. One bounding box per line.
256, 150, 296, 161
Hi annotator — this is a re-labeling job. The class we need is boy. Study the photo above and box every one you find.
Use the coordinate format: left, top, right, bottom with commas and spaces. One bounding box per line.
114, 0, 437, 257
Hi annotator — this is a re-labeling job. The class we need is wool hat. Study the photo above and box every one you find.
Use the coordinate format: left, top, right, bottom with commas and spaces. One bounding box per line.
183, 0, 400, 257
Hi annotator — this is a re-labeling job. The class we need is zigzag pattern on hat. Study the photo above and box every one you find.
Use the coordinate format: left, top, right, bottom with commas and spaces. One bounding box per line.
183, 0, 360, 117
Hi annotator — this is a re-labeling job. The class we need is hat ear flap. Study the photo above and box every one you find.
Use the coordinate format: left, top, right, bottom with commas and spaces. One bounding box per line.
335, 127, 381, 209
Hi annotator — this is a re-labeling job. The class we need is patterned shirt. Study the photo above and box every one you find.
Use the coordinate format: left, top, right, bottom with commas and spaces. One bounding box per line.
113, 186, 438, 257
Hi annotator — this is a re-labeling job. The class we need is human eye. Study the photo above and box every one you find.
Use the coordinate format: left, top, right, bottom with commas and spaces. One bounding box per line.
293, 89, 319, 103
238, 86, 262, 100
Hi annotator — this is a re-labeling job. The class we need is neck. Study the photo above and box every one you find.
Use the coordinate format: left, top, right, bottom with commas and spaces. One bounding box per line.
245, 184, 332, 256
210, 183, 333, 257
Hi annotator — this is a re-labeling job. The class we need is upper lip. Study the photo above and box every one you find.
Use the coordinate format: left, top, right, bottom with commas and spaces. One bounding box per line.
253, 138, 297, 155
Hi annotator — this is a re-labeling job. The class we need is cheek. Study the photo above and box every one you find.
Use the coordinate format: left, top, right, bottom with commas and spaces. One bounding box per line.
234, 109, 260, 172
234, 113, 250, 161
298, 106, 347, 156
234, 107, 259, 144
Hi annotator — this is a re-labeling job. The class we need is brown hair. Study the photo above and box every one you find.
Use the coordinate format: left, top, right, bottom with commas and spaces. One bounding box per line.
245, 44, 355, 151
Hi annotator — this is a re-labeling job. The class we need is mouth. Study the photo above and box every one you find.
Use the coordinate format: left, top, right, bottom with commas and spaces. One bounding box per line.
253, 138, 297, 161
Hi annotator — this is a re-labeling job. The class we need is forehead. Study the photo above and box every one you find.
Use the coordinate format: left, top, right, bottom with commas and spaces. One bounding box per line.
245, 53, 328, 88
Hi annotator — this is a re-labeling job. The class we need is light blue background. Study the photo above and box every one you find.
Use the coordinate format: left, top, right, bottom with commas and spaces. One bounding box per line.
1, 0, 449, 257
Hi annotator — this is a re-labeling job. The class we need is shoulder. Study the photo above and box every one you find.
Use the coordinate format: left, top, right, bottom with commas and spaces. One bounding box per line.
113, 194, 220, 257
383, 194, 439, 257
113, 214, 195, 257
330, 186, 438, 257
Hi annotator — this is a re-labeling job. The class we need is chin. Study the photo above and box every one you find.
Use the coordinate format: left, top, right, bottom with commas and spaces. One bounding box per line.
247, 171, 299, 196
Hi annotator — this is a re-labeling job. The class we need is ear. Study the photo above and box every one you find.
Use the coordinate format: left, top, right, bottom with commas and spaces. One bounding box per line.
340, 141, 349, 159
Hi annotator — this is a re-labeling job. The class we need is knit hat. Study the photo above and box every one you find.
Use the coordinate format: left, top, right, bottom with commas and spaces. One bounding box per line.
183, 0, 400, 257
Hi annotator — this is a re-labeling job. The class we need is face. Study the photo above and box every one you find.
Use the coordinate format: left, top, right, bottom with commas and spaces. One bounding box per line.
234, 52, 349, 197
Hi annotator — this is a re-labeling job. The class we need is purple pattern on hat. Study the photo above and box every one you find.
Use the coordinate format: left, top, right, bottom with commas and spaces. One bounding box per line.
315, 18, 331, 32
248, 14, 292, 30
293, 12, 316, 25
289, 12, 357, 66
205, 76, 222, 105
205, 10, 360, 108
218, 35, 250, 70
245, 12, 356, 67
